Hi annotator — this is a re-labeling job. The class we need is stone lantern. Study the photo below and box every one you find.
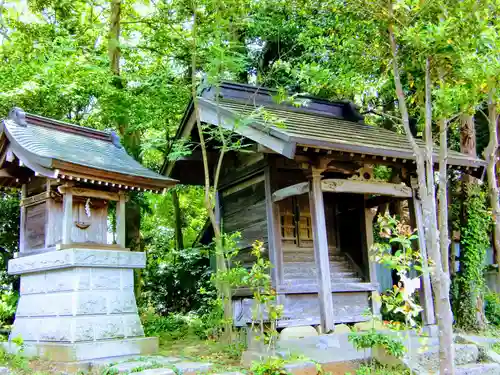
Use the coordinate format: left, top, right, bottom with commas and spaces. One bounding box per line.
0, 108, 177, 363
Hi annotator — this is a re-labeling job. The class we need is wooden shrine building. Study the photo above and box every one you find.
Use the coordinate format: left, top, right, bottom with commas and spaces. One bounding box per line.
165, 82, 487, 333
0, 108, 176, 363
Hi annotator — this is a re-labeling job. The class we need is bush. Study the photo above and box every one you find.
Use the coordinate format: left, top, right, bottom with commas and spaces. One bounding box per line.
141, 307, 191, 340
140, 301, 224, 341
141, 246, 216, 315
250, 357, 289, 375
485, 292, 500, 327
0, 289, 18, 327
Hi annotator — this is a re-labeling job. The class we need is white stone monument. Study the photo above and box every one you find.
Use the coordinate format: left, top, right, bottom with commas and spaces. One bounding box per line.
0, 108, 177, 363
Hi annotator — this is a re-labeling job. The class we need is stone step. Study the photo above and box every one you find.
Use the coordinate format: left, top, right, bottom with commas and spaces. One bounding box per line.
107, 359, 213, 375
135, 369, 176, 375
284, 261, 354, 273
173, 362, 213, 375
282, 276, 364, 285
456, 363, 500, 375
408, 344, 480, 373
283, 255, 346, 262
285, 272, 362, 282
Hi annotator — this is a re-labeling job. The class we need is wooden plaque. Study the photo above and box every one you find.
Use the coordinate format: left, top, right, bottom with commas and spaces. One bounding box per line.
24, 202, 46, 251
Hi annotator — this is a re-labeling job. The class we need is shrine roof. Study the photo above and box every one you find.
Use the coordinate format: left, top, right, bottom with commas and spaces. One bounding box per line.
164, 81, 486, 179
0, 108, 177, 191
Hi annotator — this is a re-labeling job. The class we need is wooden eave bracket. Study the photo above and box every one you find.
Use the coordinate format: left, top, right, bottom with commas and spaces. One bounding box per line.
272, 178, 413, 203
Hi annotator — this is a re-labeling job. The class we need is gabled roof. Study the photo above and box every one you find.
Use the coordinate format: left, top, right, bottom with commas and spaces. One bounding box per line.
0, 108, 176, 191
163, 81, 486, 177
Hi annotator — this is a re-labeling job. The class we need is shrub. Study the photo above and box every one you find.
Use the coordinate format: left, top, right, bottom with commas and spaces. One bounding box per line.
485, 292, 500, 327
0, 289, 18, 326
250, 357, 289, 375
348, 330, 406, 359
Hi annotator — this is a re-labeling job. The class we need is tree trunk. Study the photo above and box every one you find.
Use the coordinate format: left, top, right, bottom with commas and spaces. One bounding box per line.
486, 90, 500, 287
108, 0, 142, 295
438, 119, 450, 275
190, 4, 233, 342
388, 6, 455, 371
172, 189, 184, 250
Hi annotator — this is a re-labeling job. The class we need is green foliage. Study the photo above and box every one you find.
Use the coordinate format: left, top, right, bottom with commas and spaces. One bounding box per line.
454, 183, 491, 331
348, 330, 406, 359
0, 290, 19, 326
485, 293, 500, 327
493, 342, 500, 355
140, 306, 223, 341
141, 245, 214, 315
250, 357, 289, 375
371, 214, 423, 328
0, 191, 20, 289
0, 346, 30, 373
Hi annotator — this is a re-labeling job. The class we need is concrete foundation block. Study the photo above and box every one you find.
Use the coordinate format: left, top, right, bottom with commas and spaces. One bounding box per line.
279, 326, 318, 341
333, 324, 352, 334
4, 337, 158, 362
7, 248, 154, 365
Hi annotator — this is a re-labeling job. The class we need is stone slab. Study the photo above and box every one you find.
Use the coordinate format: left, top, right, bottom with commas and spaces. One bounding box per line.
277, 333, 370, 364
279, 326, 318, 341
174, 361, 213, 375
3, 337, 158, 362
135, 369, 176, 375
456, 363, 500, 375
110, 360, 152, 373
8, 249, 146, 275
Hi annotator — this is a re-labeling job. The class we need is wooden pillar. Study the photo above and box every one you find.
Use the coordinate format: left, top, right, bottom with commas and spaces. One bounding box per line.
364, 204, 381, 317
19, 184, 27, 252
62, 187, 73, 245
410, 189, 436, 326
264, 166, 282, 288
117, 192, 127, 248
308, 168, 335, 332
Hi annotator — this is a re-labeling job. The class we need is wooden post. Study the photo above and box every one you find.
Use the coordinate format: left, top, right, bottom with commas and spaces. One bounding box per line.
62, 187, 73, 245
410, 183, 436, 326
264, 166, 282, 288
117, 192, 127, 248
308, 168, 335, 332
364, 204, 381, 317
19, 184, 27, 253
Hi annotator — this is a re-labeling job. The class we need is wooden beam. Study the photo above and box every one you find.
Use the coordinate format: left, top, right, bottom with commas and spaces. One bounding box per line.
61, 188, 73, 245
0, 169, 14, 178
221, 174, 265, 197
322, 179, 412, 197
272, 182, 308, 202
198, 98, 296, 159
308, 168, 335, 332
57, 186, 120, 201
364, 205, 382, 317
264, 166, 282, 288
117, 192, 127, 247
272, 179, 412, 203
19, 184, 27, 253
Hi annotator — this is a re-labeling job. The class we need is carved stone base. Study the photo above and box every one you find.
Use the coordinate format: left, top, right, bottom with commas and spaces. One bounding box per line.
7, 248, 155, 361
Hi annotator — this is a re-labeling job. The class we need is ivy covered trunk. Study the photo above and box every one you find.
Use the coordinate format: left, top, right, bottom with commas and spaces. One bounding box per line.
486, 91, 500, 288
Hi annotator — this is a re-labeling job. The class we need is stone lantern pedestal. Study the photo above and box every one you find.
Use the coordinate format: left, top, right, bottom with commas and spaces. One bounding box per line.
6, 247, 157, 362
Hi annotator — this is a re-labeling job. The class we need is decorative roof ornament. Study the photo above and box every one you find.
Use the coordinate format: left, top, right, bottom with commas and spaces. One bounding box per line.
8, 107, 28, 127
110, 130, 123, 149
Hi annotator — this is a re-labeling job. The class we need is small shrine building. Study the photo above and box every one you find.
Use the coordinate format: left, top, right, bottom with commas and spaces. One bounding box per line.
0, 108, 176, 363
